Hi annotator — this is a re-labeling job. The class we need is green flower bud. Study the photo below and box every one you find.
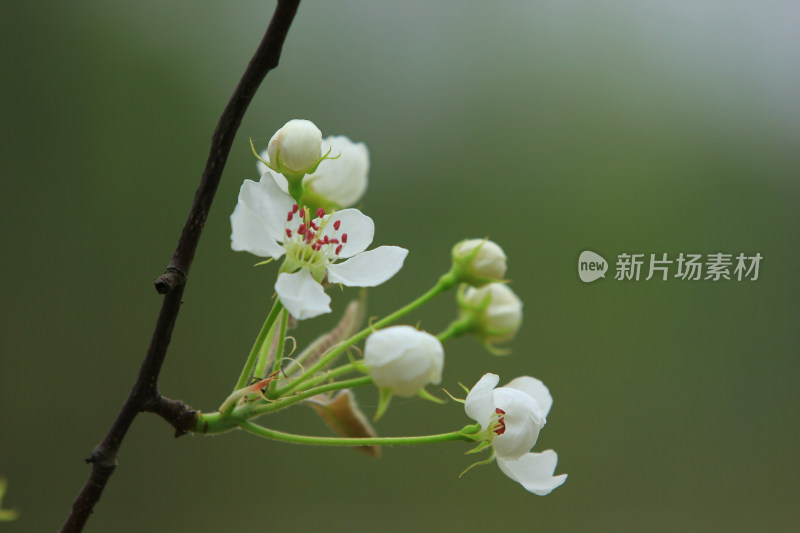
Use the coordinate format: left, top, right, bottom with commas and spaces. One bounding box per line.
268, 119, 323, 175
458, 283, 523, 347
450, 239, 508, 287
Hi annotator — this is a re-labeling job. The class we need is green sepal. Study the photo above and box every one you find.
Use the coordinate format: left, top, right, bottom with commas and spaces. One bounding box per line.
458, 448, 496, 478
0, 477, 19, 522
483, 341, 512, 356
373, 387, 393, 421
442, 388, 465, 404
464, 440, 492, 455
417, 388, 446, 405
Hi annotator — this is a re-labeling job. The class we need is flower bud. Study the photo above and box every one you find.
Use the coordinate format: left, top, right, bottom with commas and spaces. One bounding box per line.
450, 239, 507, 287
268, 119, 323, 175
258, 135, 369, 210
459, 283, 522, 345
363, 326, 444, 397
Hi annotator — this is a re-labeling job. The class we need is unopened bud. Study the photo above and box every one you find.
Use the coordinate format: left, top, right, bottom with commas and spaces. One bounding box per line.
459, 283, 522, 346
451, 239, 507, 287
268, 119, 323, 175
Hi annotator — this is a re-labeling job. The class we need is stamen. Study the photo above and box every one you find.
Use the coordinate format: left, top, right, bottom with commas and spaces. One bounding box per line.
316, 207, 326, 218
333, 220, 341, 231
310, 221, 319, 231
287, 211, 294, 222
285, 228, 292, 238
342, 233, 348, 243
298, 223, 306, 235
292, 204, 299, 214
494, 408, 506, 436
335, 244, 343, 255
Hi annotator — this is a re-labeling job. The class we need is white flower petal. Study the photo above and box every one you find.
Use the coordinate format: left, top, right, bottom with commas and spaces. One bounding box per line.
230, 201, 286, 259
309, 136, 369, 207
327, 246, 408, 287
496, 451, 567, 496
464, 373, 500, 430
238, 176, 295, 241
505, 376, 553, 418
256, 155, 291, 195
275, 269, 331, 320
493, 387, 544, 459
322, 209, 374, 257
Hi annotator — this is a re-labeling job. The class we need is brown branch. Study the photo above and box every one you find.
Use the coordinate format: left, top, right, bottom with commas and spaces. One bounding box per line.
59, 2, 301, 531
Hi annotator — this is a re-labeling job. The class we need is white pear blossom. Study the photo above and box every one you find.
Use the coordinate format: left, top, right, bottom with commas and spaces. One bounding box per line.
363, 326, 444, 397
460, 283, 523, 344
259, 135, 369, 208
451, 239, 507, 285
267, 119, 323, 175
230, 174, 407, 320
465, 373, 567, 495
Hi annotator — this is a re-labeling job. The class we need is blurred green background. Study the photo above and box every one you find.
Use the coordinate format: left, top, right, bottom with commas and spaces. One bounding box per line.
2, 1, 799, 531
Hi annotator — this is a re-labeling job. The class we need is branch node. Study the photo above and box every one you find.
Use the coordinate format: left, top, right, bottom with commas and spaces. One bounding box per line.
154, 267, 187, 294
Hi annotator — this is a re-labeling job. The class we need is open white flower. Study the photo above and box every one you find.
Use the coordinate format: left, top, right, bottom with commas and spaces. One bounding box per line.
364, 326, 444, 397
259, 135, 369, 208
465, 373, 567, 495
230, 174, 407, 320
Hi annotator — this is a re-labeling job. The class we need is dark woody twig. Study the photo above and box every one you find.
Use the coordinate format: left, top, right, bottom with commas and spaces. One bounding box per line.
59, 2, 301, 531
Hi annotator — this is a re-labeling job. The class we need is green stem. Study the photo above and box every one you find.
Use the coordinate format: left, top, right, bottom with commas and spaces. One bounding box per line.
276, 272, 459, 396
239, 420, 478, 447
253, 319, 277, 379
199, 376, 376, 435
241, 375, 373, 420
437, 316, 473, 342
226, 299, 283, 415
267, 309, 289, 397
290, 361, 362, 393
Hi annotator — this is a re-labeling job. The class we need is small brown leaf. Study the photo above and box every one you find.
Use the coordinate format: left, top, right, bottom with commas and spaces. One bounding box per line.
306, 389, 380, 458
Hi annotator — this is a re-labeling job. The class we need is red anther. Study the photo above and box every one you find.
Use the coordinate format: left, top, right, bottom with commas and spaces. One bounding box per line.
292, 204, 299, 213
316, 207, 326, 218
341, 233, 348, 243
306, 232, 314, 244
493, 408, 507, 436
299, 208, 306, 218
322, 235, 330, 244
286, 211, 294, 222
330, 238, 339, 244
333, 220, 341, 231
335, 244, 343, 255
310, 221, 319, 231
298, 223, 306, 235
285, 229, 292, 238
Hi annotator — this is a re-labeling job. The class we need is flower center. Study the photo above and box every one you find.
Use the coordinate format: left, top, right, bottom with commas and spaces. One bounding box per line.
282, 205, 348, 277
493, 408, 506, 436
